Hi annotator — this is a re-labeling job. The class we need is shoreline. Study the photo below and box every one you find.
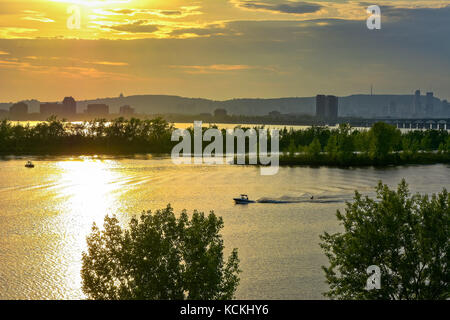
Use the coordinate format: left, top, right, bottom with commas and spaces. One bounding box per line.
1, 152, 449, 168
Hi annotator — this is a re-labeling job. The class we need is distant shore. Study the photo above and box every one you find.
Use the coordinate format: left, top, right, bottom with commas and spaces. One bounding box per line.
0, 118, 449, 168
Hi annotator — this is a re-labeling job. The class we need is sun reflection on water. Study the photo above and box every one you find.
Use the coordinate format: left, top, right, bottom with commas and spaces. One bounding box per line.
55, 159, 122, 222
50, 158, 126, 298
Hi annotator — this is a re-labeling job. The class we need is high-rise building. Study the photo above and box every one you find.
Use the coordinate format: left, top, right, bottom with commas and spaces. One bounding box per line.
316, 95, 327, 118
425, 92, 434, 116
413, 90, 421, 115
86, 104, 109, 116
326, 95, 338, 120
316, 95, 338, 120
119, 105, 135, 116
62, 97, 77, 115
10, 102, 28, 118
40, 103, 62, 116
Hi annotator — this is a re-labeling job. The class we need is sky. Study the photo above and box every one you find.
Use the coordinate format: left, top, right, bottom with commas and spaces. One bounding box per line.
0, 0, 449, 102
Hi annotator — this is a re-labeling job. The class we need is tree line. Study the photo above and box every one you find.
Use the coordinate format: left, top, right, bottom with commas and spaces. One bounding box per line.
0, 117, 174, 154
0, 118, 449, 166
279, 122, 450, 165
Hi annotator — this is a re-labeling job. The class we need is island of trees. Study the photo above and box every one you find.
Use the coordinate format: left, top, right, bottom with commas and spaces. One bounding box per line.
0, 117, 449, 166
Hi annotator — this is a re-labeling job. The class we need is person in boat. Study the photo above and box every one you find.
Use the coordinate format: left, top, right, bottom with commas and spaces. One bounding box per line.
25, 161, 34, 168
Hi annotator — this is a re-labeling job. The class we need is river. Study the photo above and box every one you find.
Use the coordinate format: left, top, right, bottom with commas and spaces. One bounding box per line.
0, 156, 448, 299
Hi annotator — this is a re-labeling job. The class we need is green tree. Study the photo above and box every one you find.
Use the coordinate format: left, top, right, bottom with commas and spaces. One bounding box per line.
325, 135, 338, 161
307, 137, 322, 158
320, 180, 449, 300
368, 122, 401, 160
287, 139, 297, 158
336, 124, 355, 163
446, 136, 450, 154
81, 205, 241, 300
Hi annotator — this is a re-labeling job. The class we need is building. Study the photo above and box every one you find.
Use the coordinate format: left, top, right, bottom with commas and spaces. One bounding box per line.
86, 104, 109, 116
425, 92, 434, 115
62, 97, 77, 115
9, 102, 28, 118
388, 101, 397, 116
413, 90, 421, 115
40, 97, 77, 117
40, 103, 62, 117
326, 95, 339, 120
119, 105, 135, 116
442, 100, 450, 117
315, 95, 327, 118
316, 95, 338, 120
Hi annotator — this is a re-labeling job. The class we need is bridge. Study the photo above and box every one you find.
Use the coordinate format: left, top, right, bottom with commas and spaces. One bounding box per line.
347, 118, 450, 130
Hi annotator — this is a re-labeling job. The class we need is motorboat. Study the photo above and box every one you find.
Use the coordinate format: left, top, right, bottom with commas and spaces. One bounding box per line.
233, 194, 255, 204
25, 161, 35, 168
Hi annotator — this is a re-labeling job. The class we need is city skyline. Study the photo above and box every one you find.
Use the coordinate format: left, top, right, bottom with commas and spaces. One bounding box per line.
2, 89, 449, 121
0, 1, 450, 102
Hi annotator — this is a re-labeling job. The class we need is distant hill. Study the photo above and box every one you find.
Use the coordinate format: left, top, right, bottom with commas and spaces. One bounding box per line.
1, 94, 448, 118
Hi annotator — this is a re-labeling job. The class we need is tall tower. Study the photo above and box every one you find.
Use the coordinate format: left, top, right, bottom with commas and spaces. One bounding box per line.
413, 90, 421, 116
425, 92, 434, 116
326, 95, 339, 121
316, 95, 327, 118
63, 97, 77, 115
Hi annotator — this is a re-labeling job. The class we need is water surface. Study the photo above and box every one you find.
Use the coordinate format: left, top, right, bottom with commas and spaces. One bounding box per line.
0, 157, 448, 299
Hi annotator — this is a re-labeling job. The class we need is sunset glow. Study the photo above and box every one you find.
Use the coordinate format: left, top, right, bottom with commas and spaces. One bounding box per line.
1, 1, 450, 101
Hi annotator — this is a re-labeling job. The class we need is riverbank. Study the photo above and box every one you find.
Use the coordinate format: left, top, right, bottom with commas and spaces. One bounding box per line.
278, 152, 450, 167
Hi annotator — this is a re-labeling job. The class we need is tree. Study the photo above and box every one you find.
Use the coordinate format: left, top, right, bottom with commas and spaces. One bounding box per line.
287, 139, 297, 157
81, 205, 241, 300
325, 135, 338, 161
368, 122, 401, 160
307, 137, 322, 158
336, 124, 355, 163
320, 180, 449, 300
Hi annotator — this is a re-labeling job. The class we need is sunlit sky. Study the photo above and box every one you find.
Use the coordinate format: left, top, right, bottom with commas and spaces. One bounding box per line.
0, 0, 449, 102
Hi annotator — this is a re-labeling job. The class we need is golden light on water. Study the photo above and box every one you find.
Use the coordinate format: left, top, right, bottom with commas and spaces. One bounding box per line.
48, 159, 125, 298
55, 159, 122, 224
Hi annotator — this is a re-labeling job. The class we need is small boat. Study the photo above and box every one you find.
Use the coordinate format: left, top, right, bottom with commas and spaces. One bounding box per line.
233, 194, 255, 204
25, 161, 35, 168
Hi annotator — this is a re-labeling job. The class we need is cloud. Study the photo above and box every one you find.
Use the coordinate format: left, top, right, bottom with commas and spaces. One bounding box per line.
0, 27, 38, 39
95, 6, 202, 19
172, 64, 254, 74
21, 10, 55, 23
0, 51, 9, 55
169, 23, 238, 38
0, 57, 134, 81
105, 20, 160, 33
91, 61, 129, 66
235, 1, 323, 15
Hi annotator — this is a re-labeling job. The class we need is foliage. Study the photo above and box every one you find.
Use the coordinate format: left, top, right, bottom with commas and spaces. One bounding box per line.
320, 180, 450, 300
279, 122, 449, 166
368, 122, 401, 160
1, 119, 449, 166
0, 117, 174, 154
81, 205, 241, 300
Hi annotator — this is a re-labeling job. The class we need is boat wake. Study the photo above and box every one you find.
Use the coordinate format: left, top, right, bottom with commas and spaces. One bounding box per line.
256, 194, 351, 204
